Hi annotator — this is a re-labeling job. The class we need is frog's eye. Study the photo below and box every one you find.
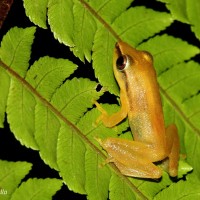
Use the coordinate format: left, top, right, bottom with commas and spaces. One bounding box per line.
116, 55, 131, 71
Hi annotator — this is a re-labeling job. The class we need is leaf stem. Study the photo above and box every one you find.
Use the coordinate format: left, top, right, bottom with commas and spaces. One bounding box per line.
79, 0, 121, 42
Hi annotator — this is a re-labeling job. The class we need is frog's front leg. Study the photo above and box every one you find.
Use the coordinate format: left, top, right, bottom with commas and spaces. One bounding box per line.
95, 90, 128, 127
98, 137, 163, 178
165, 124, 180, 177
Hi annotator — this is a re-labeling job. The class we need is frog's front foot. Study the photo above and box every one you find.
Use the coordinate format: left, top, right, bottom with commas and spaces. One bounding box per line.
94, 101, 110, 125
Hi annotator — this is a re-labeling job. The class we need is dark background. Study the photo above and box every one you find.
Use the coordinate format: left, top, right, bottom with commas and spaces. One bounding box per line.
0, 0, 199, 199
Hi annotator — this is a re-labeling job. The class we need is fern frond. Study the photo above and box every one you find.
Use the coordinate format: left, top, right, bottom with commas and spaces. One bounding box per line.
1, 0, 200, 199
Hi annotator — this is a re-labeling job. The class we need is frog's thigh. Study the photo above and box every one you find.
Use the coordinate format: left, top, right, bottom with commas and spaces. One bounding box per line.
165, 124, 180, 177
101, 138, 162, 178
114, 160, 162, 178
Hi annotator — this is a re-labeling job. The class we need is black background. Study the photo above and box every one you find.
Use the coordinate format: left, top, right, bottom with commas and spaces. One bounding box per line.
0, 0, 199, 199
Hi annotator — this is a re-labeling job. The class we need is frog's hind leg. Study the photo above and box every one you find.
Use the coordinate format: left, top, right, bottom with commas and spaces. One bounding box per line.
99, 138, 163, 179
114, 160, 162, 179
165, 124, 180, 177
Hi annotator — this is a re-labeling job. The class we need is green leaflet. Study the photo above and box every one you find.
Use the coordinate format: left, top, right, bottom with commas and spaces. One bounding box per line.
187, 0, 200, 40
72, 1, 97, 61
158, 0, 200, 40
57, 123, 86, 194
0, 160, 32, 200
157, 0, 189, 23
92, 28, 117, 94
0, 27, 35, 75
0, 27, 37, 148
109, 174, 137, 200
84, 147, 111, 200
10, 178, 62, 200
113, 6, 173, 47
7, 80, 38, 149
159, 61, 200, 118
26, 56, 78, 100
77, 108, 117, 200
23, 0, 48, 29
0, 68, 9, 127
89, 0, 133, 23
138, 34, 199, 75
48, 0, 74, 46
135, 173, 171, 199
154, 180, 200, 200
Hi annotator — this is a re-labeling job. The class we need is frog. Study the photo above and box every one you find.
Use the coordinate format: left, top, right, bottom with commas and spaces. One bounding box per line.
95, 41, 180, 178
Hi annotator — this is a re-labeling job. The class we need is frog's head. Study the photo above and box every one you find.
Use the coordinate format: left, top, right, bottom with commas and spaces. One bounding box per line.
113, 41, 155, 92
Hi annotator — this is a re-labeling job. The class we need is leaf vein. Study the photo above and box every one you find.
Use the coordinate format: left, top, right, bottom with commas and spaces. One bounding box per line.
160, 86, 200, 136
59, 88, 95, 113
165, 72, 200, 91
